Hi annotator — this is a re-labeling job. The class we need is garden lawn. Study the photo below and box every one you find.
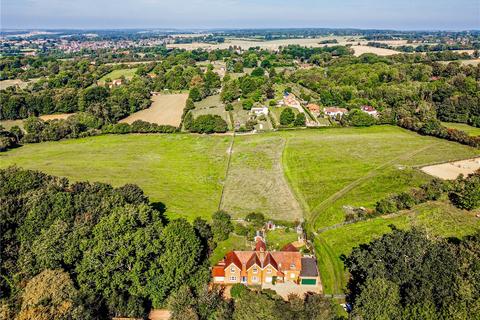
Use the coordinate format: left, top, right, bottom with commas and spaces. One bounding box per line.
210, 234, 250, 265
265, 228, 299, 251
0, 134, 230, 221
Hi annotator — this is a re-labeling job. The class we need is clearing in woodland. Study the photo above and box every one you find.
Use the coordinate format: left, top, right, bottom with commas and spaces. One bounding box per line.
120, 93, 188, 127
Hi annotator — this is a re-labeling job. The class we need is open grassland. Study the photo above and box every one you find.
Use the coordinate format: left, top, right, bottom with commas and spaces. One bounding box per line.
98, 68, 138, 84
0, 134, 230, 220
282, 126, 480, 230
120, 93, 188, 127
315, 201, 480, 294
221, 134, 303, 221
442, 122, 480, 136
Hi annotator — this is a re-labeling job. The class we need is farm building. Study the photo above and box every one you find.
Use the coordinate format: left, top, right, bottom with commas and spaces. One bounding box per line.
251, 107, 269, 116
323, 107, 348, 118
361, 105, 378, 117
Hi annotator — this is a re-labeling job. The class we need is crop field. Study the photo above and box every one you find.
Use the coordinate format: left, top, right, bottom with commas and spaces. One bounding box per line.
220, 134, 303, 221
98, 68, 138, 84
120, 93, 188, 127
0, 134, 230, 220
0, 113, 75, 131
351, 45, 400, 56
1, 125, 479, 295
442, 122, 480, 136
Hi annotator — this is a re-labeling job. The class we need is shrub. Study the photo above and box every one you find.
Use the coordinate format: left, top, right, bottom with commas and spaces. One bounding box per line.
280, 108, 295, 125
191, 115, 228, 134
344, 109, 376, 127
242, 99, 254, 110
294, 113, 306, 126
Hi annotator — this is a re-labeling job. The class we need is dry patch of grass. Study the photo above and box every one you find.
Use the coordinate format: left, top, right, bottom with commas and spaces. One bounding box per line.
220, 134, 303, 221
120, 93, 188, 127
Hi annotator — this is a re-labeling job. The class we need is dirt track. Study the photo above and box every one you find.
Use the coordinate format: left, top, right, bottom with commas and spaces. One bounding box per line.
120, 93, 188, 127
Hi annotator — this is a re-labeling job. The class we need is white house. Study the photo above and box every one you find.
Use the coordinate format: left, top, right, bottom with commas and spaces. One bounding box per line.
361, 105, 379, 117
251, 107, 269, 116
323, 107, 348, 118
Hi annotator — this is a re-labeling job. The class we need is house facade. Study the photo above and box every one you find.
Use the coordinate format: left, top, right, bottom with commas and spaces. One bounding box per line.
323, 107, 348, 118
212, 235, 319, 286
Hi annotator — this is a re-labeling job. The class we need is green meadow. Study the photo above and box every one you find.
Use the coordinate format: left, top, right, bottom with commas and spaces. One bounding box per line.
98, 68, 138, 84
1, 125, 479, 294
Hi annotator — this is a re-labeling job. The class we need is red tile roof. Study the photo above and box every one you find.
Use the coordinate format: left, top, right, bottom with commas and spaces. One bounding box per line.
225, 251, 242, 270
255, 239, 267, 252
212, 266, 225, 277
281, 243, 299, 252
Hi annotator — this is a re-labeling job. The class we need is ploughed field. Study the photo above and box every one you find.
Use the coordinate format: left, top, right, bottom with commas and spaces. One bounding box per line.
1, 125, 479, 294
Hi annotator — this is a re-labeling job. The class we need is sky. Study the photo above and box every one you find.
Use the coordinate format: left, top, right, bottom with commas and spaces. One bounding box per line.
1, 0, 479, 30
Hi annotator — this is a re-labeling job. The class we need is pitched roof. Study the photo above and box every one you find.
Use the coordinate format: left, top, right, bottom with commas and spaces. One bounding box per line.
361, 105, 376, 112
246, 253, 262, 270
324, 107, 348, 113
212, 266, 225, 277
271, 251, 302, 272
281, 243, 299, 252
263, 252, 278, 271
225, 251, 242, 270
300, 257, 319, 277
255, 239, 267, 252
306, 103, 320, 111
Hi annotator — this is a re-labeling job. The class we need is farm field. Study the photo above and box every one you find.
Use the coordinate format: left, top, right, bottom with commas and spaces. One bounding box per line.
442, 122, 480, 136
220, 134, 303, 221
98, 68, 138, 84
0, 113, 75, 130
0, 78, 41, 90
167, 36, 361, 51
351, 45, 400, 56
0, 134, 230, 220
120, 93, 188, 127
192, 94, 232, 128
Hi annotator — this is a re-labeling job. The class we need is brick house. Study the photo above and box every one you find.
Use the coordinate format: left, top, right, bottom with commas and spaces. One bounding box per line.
212, 234, 319, 286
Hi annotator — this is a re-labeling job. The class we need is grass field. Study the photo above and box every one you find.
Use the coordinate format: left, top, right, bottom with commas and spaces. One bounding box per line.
98, 68, 138, 84
220, 134, 303, 221
1, 125, 479, 295
210, 234, 250, 265
442, 122, 480, 136
315, 201, 480, 294
0, 134, 230, 220
265, 228, 299, 251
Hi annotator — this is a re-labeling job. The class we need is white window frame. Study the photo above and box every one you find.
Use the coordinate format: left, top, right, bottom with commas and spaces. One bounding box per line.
230, 267, 235, 273
266, 268, 272, 273
253, 267, 258, 274
229, 276, 237, 281
252, 276, 258, 282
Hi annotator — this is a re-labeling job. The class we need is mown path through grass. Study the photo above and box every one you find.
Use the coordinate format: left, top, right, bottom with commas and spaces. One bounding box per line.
309, 143, 437, 234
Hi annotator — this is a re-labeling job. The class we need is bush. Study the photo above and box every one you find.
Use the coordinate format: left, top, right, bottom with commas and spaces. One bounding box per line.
225, 103, 234, 111
280, 108, 295, 126
242, 99, 254, 111
344, 109, 376, 127
449, 172, 480, 210
190, 115, 228, 134
251, 67, 265, 77
294, 113, 306, 126
245, 212, 265, 227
